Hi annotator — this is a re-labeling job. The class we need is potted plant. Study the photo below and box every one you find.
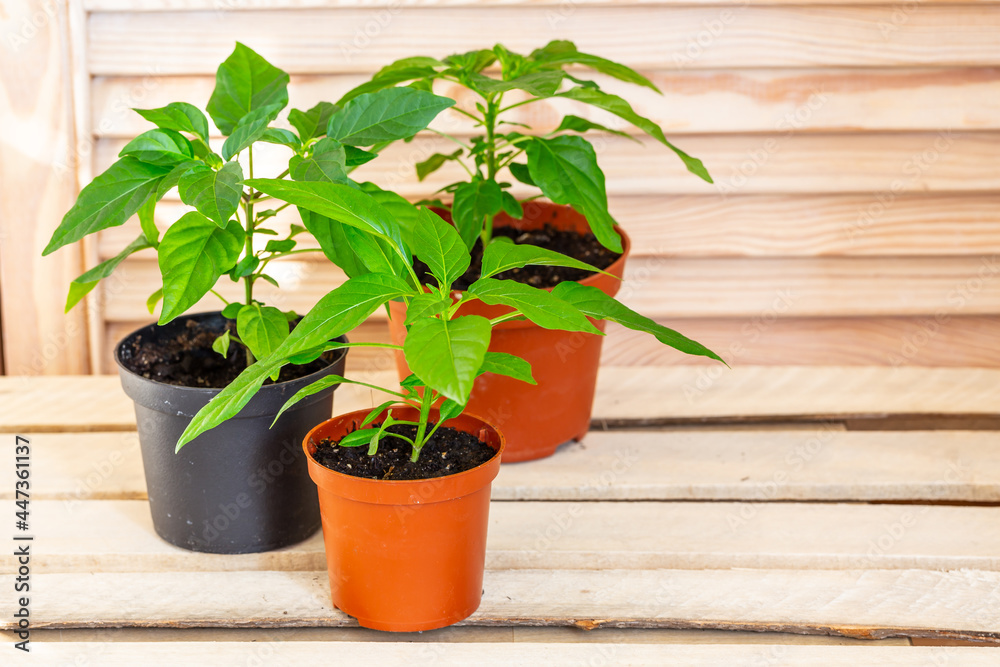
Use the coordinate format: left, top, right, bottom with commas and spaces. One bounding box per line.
333, 41, 716, 461
41, 43, 454, 553
173, 175, 721, 629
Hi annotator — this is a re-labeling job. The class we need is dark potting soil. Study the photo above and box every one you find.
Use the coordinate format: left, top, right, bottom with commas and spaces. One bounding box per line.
416, 224, 621, 291
312, 423, 497, 480
118, 317, 331, 388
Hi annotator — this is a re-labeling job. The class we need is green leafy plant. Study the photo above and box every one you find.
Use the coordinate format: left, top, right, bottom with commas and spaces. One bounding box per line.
333, 40, 712, 253
174, 183, 723, 458
43, 42, 453, 369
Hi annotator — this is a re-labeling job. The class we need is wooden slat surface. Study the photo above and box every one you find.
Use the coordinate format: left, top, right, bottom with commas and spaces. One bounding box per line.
103, 314, 1000, 374
94, 132, 1000, 197
82, 0, 1000, 9
22, 642, 1000, 666
98, 193, 1000, 260
86, 7, 1000, 74
102, 254, 1000, 321
0, 0, 90, 375
15, 429, 1000, 503
91, 68, 1000, 138
14, 568, 1000, 640
11, 498, 999, 573
5, 367, 1000, 432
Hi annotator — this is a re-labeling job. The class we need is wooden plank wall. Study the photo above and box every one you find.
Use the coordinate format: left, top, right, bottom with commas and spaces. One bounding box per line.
6, 0, 1000, 374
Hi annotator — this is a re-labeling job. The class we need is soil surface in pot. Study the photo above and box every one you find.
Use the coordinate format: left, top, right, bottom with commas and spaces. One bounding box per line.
119, 318, 331, 388
416, 224, 621, 291
313, 423, 497, 480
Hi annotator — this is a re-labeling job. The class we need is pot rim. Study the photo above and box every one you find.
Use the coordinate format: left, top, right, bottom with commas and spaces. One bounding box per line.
114, 310, 348, 394
303, 406, 505, 504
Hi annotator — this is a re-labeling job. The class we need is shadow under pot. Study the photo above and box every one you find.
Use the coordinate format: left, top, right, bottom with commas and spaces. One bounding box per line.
116, 311, 348, 554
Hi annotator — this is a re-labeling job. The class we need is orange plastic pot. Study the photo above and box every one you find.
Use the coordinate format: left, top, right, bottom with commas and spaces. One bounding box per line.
303, 407, 504, 632
388, 202, 630, 462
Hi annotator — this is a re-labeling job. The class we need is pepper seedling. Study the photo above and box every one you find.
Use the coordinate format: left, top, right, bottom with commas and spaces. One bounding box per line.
174, 187, 724, 459
43, 42, 453, 373
333, 40, 713, 253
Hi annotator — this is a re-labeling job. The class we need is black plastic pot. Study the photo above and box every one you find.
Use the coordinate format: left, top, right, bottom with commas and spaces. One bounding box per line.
115, 312, 348, 554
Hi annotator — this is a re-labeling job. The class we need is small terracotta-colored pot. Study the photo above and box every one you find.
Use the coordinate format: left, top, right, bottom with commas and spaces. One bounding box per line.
303, 407, 504, 632
388, 202, 630, 462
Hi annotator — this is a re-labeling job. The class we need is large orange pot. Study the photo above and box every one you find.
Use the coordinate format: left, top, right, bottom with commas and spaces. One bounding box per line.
303, 407, 504, 632
388, 202, 629, 462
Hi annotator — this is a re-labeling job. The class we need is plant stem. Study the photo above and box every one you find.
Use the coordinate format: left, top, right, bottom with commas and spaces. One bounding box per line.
411, 387, 434, 462
481, 95, 501, 247
242, 147, 256, 367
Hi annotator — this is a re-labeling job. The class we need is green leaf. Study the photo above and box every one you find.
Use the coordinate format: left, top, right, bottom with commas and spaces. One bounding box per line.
438, 398, 465, 423
178, 162, 244, 227
246, 178, 407, 259
137, 195, 159, 246
480, 237, 607, 279
237, 303, 290, 361
466, 70, 564, 97
354, 182, 421, 246
404, 292, 451, 326
65, 234, 153, 312
524, 135, 622, 253
155, 161, 199, 200
326, 88, 454, 147
553, 115, 639, 142
264, 238, 295, 253
467, 277, 601, 334
361, 400, 397, 427
146, 288, 163, 315
272, 375, 394, 426
288, 101, 339, 142
452, 178, 503, 250
119, 129, 193, 166
551, 281, 725, 363
259, 128, 301, 151
221, 103, 283, 160
289, 137, 347, 183
345, 146, 377, 168
134, 102, 211, 142
207, 43, 289, 136
157, 212, 244, 324
508, 162, 535, 187
500, 191, 523, 219
410, 208, 469, 288
530, 40, 660, 92
335, 64, 441, 106
342, 224, 408, 278
443, 49, 496, 75
298, 208, 368, 277
477, 351, 536, 385
276, 273, 413, 356
403, 315, 491, 403
416, 149, 462, 181
229, 253, 260, 280
43, 157, 169, 255
221, 302, 242, 319
212, 330, 231, 357
558, 87, 711, 183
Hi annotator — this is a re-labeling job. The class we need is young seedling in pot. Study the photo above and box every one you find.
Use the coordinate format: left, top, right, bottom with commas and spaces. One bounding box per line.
43, 42, 455, 378
174, 184, 724, 465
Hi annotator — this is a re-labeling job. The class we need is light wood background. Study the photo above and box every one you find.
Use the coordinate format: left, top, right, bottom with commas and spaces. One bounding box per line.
3, 0, 1000, 375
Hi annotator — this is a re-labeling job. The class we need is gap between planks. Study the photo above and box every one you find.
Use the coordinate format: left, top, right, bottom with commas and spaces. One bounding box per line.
9, 569, 1000, 642
8, 499, 999, 573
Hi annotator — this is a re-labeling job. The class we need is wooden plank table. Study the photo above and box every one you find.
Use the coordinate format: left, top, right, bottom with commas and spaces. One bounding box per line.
1, 366, 998, 660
